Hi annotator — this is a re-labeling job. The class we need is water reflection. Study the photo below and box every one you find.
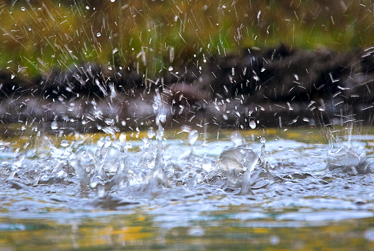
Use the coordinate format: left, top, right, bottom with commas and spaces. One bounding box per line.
1, 207, 374, 250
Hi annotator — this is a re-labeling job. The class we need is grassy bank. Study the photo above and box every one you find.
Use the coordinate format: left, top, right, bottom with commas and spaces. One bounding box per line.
0, 0, 373, 78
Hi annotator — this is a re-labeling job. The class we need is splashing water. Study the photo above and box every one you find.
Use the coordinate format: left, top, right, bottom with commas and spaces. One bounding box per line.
2, 1, 374, 249
0, 125, 374, 215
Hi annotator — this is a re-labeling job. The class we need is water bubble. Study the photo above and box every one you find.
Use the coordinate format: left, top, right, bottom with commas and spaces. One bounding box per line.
260, 137, 266, 144
51, 121, 58, 130
96, 32, 101, 37
188, 130, 199, 145
249, 120, 256, 129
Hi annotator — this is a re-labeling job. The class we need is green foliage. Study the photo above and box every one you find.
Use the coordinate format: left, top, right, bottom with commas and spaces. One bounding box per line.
1, 0, 374, 78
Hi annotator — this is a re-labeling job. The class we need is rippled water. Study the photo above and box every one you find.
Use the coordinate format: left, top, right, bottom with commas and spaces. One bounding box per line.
1, 128, 374, 249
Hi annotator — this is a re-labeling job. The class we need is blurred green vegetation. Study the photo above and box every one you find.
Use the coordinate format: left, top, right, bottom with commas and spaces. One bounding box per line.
0, 0, 374, 78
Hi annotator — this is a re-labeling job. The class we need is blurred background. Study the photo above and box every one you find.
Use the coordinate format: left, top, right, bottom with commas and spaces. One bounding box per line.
0, 0, 372, 78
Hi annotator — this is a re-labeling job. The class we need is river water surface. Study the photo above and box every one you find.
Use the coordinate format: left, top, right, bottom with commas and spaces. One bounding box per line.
0, 128, 374, 250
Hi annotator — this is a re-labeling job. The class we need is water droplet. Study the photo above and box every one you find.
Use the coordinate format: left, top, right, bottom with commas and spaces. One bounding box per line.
57, 170, 67, 178
51, 121, 58, 130
21, 7, 25, 11
60, 140, 69, 147
96, 32, 101, 37
230, 131, 243, 147
156, 114, 166, 124
10, 74, 15, 79
110, 0, 115, 2
119, 133, 126, 143
168, 66, 173, 71
260, 137, 266, 144
152, 102, 158, 111
112, 48, 118, 54
125, 142, 132, 150
148, 129, 155, 139
104, 136, 111, 148
97, 137, 105, 148
188, 130, 199, 145
98, 185, 105, 198
249, 120, 256, 129
104, 118, 114, 126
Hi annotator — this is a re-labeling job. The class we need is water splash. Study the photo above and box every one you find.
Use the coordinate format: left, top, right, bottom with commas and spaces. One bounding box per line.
0, 125, 374, 213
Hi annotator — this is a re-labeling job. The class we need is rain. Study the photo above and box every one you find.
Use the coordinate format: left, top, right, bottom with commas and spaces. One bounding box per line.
1, 0, 374, 250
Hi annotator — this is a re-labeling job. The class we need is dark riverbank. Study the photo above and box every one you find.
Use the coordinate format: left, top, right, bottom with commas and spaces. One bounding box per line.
1, 44, 374, 134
